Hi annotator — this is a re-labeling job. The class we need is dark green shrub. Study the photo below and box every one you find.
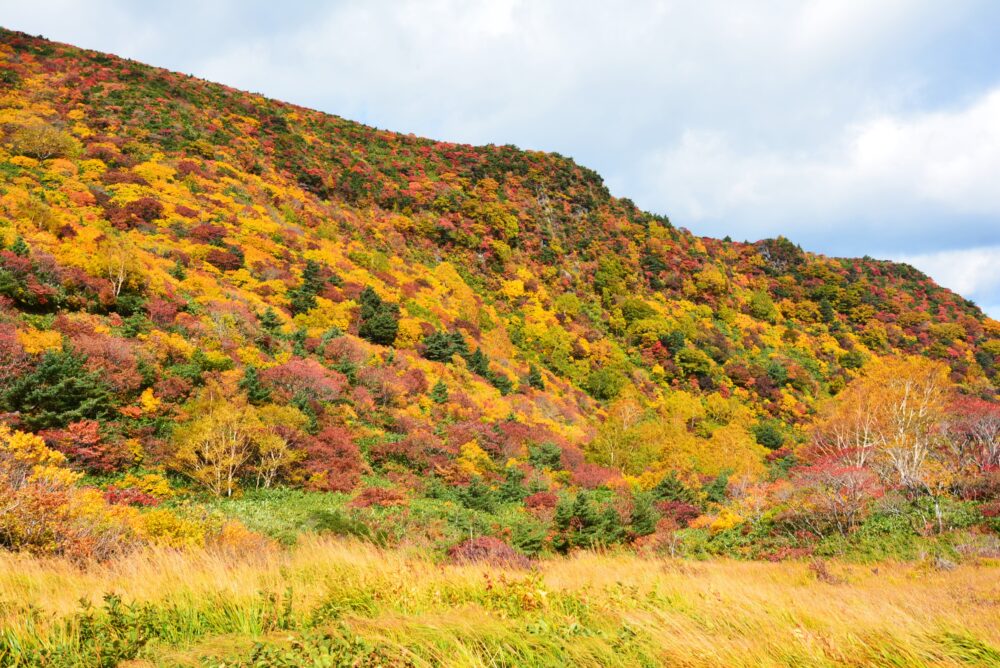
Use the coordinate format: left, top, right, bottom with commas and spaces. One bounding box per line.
2, 347, 111, 430
528, 442, 562, 470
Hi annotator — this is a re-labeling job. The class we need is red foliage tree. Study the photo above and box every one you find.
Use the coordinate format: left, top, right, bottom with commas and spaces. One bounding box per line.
261, 358, 347, 403
302, 426, 363, 492
43, 420, 129, 473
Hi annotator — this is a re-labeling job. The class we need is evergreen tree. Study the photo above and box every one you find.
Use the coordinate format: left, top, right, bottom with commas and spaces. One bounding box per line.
528, 441, 562, 470
651, 471, 698, 504
239, 365, 271, 404
300, 260, 324, 294
430, 379, 448, 404
358, 302, 400, 345
259, 307, 282, 334
9, 235, 29, 257
2, 348, 111, 430
629, 492, 658, 537
357, 286, 400, 345
459, 476, 496, 512
704, 471, 730, 504
552, 498, 574, 554
599, 505, 626, 545
288, 260, 324, 315
358, 285, 381, 319
819, 298, 836, 324
168, 260, 187, 281
751, 420, 785, 449
488, 371, 513, 395
572, 492, 604, 548
497, 466, 526, 503
449, 331, 470, 357
291, 391, 319, 434
423, 331, 458, 362
291, 327, 308, 356
465, 348, 490, 376
527, 364, 545, 390
288, 285, 317, 315
662, 330, 686, 354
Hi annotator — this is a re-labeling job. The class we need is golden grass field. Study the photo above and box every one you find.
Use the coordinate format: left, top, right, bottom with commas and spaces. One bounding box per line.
1, 537, 999, 667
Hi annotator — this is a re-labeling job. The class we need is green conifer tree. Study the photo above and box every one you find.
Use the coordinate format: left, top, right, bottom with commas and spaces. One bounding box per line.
527, 364, 545, 390
239, 366, 271, 404
430, 379, 448, 404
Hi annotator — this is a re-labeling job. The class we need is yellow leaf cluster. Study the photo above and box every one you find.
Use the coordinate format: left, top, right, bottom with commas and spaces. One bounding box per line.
16, 327, 62, 354
456, 440, 492, 477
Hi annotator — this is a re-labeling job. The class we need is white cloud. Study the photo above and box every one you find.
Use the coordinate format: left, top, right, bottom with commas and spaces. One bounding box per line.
637, 87, 1000, 249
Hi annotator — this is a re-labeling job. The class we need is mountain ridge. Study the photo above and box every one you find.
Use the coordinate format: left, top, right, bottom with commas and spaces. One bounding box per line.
0, 25, 996, 503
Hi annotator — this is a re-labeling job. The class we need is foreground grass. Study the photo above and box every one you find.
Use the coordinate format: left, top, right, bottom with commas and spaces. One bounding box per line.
1, 538, 998, 667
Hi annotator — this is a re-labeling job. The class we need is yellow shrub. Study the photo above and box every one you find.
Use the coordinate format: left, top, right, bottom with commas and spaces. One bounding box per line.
134, 508, 206, 548
0, 424, 68, 468
394, 317, 424, 349
139, 387, 161, 414
119, 472, 175, 499
293, 296, 354, 332
457, 440, 493, 477
501, 279, 525, 300
709, 508, 744, 534
16, 327, 63, 354
9, 155, 39, 169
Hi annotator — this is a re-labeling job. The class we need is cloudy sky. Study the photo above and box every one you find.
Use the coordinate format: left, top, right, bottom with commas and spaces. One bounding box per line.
5, 1, 1000, 317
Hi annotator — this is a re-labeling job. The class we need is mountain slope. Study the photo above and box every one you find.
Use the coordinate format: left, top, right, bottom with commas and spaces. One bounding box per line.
0, 26, 996, 505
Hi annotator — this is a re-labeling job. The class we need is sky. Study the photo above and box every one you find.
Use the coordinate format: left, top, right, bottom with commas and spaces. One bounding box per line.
5, 1, 1000, 317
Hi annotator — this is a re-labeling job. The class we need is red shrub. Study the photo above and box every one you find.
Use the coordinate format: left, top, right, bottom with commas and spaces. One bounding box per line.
69, 332, 143, 395
0, 325, 30, 389
100, 169, 148, 186
524, 491, 558, 510
762, 546, 815, 562
358, 366, 403, 407
303, 426, 363, 492
153, 375, 193, 402
147, 297, 180, 326
124, 197, 164, 223
349, 486, 407, 508
104, 486, 160, 507
447, 536, 529, 568
205, 247, 243, 271
106, 197, 164, 229
654, 500, 701, 528
980, 501, 1000, 519
370, 429, 451, 473
190, 223, 228, 244
85, 143, 127, 166
175, 160, 204, 177
43, 420, 129, 473
572, 462, 619, 489
398, 367, 428, 396
262, 358, 347, 402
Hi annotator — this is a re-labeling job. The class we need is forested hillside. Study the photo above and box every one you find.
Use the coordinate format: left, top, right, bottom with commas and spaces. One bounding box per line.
0, 28, 998, 564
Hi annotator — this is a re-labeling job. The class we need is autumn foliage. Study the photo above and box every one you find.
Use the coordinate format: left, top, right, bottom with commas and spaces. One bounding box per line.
0, 29, 995, 563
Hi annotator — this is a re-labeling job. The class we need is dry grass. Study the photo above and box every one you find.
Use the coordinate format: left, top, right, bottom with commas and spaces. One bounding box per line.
1, 538, 998, 666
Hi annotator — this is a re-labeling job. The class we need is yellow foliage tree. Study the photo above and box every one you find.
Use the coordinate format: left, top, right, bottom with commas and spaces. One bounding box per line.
171, 382, 298, 496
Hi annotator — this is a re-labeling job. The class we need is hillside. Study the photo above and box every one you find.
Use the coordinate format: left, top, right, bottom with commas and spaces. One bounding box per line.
0, 28, 998, 566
